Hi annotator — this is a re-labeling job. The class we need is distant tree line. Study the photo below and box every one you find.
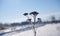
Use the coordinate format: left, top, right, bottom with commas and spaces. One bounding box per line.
0, 13, 60, 30
0, 17, 60, 30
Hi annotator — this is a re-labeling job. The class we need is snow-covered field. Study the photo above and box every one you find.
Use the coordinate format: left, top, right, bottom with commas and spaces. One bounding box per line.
0, 23, 60, 36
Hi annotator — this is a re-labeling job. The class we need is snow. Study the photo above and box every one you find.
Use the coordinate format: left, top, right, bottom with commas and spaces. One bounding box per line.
37, 24, 60, 36
1, 23, 60, 36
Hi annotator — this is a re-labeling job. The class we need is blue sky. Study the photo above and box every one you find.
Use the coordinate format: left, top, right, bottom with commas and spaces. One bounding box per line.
0, 0, 60, 23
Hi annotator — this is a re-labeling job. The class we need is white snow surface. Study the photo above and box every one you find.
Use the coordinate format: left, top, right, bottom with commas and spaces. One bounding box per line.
2, 23, 60, 36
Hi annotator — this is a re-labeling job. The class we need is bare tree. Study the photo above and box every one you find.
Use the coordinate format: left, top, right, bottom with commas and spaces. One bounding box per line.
27, 19, 32, 24
30, 11, 39, 36
37, 18, 42, 24
23, 13, 29, 19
